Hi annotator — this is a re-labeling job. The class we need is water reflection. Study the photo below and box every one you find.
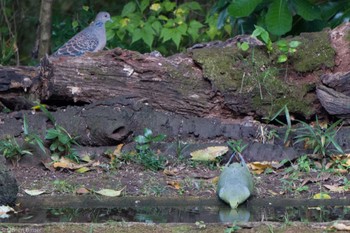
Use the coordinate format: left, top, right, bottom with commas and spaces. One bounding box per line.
1, 197, 350, 223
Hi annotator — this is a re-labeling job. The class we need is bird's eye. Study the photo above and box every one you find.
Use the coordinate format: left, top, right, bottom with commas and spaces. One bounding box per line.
105, 14, 108, 17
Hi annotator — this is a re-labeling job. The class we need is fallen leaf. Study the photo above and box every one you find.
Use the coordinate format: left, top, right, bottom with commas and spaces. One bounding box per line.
53, 157, 80, 169
95, 187, 125, 197
331, 223, 350, 231
24, 189, 46, 196
268, 190, 278, 196
75, 167, 90, 173
190, 146, 228, 161
248, 161, 274, 174
313, 192, 331, 199
167, 181, 181, 190
324, 184, 347, 193
163, 168, 178, 176
80, 154, 92, 163
211, 176, 219, 185
0, 205, 15, 218
76, 187, 90, 195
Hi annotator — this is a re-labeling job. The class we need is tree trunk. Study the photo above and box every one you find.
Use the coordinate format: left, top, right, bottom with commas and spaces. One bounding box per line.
36, 0, 54, 59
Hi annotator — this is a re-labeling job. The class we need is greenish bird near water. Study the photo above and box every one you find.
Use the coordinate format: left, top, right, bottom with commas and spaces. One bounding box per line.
217, 153, 254, 209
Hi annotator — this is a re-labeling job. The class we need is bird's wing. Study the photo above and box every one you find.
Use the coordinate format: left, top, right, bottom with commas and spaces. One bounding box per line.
53, 29, 99, 57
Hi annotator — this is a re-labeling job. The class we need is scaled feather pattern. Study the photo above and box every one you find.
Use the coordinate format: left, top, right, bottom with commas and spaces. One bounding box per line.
52, 12, 112, 57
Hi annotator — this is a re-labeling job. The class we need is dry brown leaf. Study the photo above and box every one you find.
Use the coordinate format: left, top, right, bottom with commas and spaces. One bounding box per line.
167, 181, 181, 190
76, 187, 90, 195
268, 190, 278, 196
163, 168, 178, 176
324, 184, 347, 193
331, 223, 350, 231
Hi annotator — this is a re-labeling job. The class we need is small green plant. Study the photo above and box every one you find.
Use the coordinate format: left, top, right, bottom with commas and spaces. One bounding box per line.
227, 139, 247, 155
224, 223, 241, 233
45, 125, 79, 162
294, 116, 344, 157
276, 40, 301, 63
296, 155, 312, 172
251, 25, 273, 52
23, 114, 46, 154
0, 136, 31, 165
267, 104, 293, 144
53, 180, 76, 193
134, 128, 166, 171
195, 220, 206, 229
0, 114, 46, 165
35, 102, 80, 162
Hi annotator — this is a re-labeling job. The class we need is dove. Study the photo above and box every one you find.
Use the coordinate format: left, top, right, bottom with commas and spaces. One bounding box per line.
52, 12, 112, 57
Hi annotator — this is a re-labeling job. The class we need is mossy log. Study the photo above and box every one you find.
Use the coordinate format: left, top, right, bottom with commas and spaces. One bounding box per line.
0, 23, 349, 121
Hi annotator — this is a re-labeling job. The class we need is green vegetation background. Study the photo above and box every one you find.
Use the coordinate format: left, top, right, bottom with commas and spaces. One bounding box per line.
0, 0, 349, 65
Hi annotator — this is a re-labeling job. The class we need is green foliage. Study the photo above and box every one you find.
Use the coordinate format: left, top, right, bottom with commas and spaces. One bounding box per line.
276, 40, 302, 63
134, 128, 166, 171
106, 0, 232, 56
35, 102, 80, 162
294, 116, 344, 157
0, 136, 32, 165
267, 104, 292, 144
23, 114, 46, 154
251, 25, 273, 52
214, 0, 350, 37
227, 139, 247, 154
45, 125, 80, 162
53, 179, 76, 193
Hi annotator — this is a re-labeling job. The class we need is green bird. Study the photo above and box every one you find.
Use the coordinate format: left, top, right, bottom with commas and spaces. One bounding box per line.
217, 153, 254, 208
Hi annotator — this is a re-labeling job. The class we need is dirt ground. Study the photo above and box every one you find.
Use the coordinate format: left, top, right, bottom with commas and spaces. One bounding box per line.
8, 150, 350, 200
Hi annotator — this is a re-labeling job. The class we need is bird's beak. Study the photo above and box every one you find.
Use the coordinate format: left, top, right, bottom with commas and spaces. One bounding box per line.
109, 19, 113, 23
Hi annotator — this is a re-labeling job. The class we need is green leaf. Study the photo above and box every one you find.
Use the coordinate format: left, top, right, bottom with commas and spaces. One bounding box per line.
72, 20, 78, 29
106, 30, 115, 41
289, 40, 301, 48
152, 134, 166, 142
122, 2, 137, 17
228, 0, 263, 17
181, 1, 202, 11
144, 128, 153, 137
293, 0, 321, 21
45, 129, 60, 140
151, 20, 162, 34
82, 6, 89, 12
238, 42, 250, 51
140, 0, 150, 13
265, 0, 293, 36
162, 1, 176, 12
187, 20, 203, 41
277, 54, 288, 63
50, 143, 58, 151
58, 134, 70, 144
134, 135, 147, 144
23, 114, 29, 135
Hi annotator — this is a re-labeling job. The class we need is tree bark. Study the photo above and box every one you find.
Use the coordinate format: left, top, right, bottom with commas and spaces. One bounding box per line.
36, 0, 54, 59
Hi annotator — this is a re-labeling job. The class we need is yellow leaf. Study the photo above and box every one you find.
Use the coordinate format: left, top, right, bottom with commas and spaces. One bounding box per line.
53, 157, 79, 169
248, 161, 273, 174
190, 146, 228, 161
95, 187, 125, 197
313, 193, 331, 199
24, 189, 46, 196
211, 176, 219, 185
167, 181, 181, 190
76, 167, 90, 173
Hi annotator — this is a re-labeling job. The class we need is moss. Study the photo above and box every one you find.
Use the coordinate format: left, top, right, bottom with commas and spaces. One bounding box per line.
191, 46, 270, 93
291, 31, 335, 72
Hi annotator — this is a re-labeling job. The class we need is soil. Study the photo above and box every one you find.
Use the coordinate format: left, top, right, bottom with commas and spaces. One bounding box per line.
8, 149, 350, 200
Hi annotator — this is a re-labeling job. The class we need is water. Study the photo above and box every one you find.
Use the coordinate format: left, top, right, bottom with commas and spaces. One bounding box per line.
2, 196, 350, 223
